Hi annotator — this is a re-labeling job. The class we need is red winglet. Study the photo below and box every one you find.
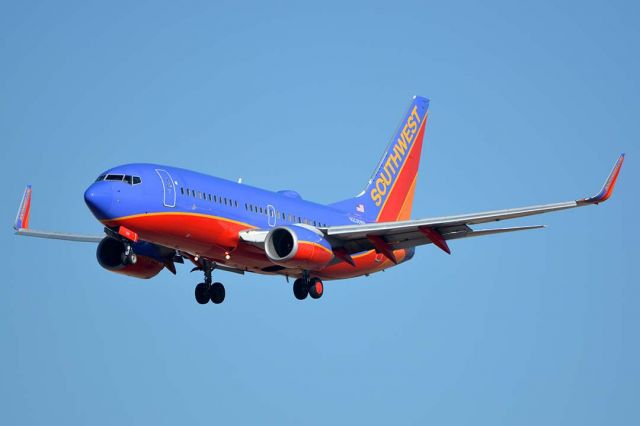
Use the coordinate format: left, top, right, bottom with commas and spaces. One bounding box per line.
367, 235, 398, 264
418, 226, 451, 254
14, 185, 32, 230
581, 153, 625, 204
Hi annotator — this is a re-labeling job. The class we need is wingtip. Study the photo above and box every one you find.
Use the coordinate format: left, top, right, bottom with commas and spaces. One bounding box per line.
14, 185, 33, 230
580, 154, 625, 205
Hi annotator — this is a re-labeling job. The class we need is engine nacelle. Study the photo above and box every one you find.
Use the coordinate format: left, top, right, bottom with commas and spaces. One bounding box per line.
264, 226, 334, 270
96, 237, 164, 279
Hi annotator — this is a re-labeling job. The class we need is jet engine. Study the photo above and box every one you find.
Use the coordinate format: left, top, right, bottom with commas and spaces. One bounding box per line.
264, 226, 334, 270
96, 237, 166, 279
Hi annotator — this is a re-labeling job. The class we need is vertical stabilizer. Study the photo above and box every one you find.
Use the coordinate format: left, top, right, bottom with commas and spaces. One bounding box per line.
330, 96, 429, 222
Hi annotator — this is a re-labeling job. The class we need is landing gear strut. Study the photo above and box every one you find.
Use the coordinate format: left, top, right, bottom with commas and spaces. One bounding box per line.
103, 227, 138, 266
293, 274, 324, 301
194, 260, 226, 305
121, 243, 137, 265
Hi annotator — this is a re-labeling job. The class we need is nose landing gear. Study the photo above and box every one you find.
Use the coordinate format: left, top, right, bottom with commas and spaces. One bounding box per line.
193, 260, 226, 305
121, 243, 137, 265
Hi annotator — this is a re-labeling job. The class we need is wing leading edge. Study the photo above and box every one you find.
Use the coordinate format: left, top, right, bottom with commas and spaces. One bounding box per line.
322, 154, 625, 258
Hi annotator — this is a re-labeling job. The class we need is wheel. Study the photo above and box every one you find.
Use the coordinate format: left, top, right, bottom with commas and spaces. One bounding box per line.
309, 278, 324, 299
120, 251, 137, 265
293, 278, 308, 300
209, 282, 225, 304
195, 283, 210, 304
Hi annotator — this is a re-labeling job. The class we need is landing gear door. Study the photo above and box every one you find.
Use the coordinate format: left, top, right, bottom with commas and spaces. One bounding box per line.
155, 169, 176, 208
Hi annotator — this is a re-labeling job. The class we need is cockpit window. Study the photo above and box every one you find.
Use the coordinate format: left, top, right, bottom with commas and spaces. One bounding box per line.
98, 174, 141, 185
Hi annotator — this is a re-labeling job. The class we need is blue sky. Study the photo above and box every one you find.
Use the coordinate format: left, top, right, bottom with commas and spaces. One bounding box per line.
1, 1, 638, 424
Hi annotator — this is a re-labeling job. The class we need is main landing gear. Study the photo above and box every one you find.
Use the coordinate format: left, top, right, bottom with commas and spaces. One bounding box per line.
293, 276, 324, 301
194, 261, 226, 305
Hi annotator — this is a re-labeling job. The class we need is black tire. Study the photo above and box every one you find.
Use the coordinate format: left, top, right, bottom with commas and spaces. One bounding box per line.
195, 283, 210, 304
209, 282, 226, 304
293, 278, 308, 300
309, 278, 324, 299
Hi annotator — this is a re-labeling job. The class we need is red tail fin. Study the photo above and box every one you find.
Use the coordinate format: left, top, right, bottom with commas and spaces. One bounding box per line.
330, 96, 430, 222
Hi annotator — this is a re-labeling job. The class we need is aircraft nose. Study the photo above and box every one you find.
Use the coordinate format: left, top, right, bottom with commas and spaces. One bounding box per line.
84, 183, 114, 219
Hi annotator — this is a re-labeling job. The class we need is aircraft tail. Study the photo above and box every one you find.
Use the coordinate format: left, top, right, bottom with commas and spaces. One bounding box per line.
330, 96, 429, 222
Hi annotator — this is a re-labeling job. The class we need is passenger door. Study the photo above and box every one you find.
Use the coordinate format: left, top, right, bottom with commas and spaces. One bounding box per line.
267, 204, 277, 227
155, 169, 176, 208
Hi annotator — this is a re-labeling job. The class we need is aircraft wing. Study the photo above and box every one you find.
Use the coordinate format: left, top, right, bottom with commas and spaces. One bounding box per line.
322, 154, 624, 259
13, 185, 104, 243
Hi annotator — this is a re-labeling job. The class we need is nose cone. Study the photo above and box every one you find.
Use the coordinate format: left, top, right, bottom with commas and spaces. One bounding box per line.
84, 183, 114, 219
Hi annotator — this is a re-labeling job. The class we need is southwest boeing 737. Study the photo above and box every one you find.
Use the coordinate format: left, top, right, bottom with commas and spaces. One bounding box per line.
13, 96, 624, 305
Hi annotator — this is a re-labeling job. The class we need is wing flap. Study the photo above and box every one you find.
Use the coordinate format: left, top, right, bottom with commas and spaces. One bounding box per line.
338, 225, 544, 254
326, 201, 575, 240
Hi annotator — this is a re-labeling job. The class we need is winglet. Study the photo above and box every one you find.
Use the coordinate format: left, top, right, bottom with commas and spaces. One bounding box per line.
580, 154, 625, 205
14, 185, 33, 230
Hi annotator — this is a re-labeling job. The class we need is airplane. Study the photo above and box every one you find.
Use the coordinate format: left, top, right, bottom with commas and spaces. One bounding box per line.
13, 96, 625, 305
